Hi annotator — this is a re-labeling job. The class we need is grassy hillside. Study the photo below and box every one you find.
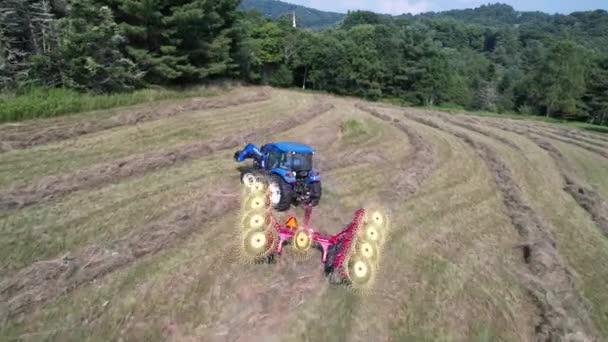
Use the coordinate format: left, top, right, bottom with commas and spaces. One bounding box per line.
1, 87, 607, 340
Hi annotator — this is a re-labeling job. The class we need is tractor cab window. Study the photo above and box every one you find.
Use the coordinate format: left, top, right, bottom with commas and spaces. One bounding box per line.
280, 152, 313, 171
266, 148, 282, 170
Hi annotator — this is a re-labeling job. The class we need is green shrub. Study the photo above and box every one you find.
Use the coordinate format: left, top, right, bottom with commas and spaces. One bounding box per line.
341, 119, 368, 143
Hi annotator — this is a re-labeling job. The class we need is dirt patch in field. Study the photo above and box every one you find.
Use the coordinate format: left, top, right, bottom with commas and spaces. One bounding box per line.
0, 102, 334, 210
0, 181, 238, 322
401, 111, 599, 341
0, 88, 271, 153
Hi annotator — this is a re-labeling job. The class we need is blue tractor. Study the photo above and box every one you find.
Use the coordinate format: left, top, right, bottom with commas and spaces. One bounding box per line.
234, 142, 322, 211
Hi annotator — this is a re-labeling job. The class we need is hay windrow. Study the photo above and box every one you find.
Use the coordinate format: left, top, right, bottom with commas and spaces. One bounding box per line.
469, 118, 608, 241
399, 110, 599, 342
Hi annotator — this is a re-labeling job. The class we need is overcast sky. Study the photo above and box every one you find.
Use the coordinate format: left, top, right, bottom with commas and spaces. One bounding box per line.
287, 0, 608, 15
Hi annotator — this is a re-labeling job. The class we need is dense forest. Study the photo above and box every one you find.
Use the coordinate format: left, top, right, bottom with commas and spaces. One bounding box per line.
1, 1, 608, 126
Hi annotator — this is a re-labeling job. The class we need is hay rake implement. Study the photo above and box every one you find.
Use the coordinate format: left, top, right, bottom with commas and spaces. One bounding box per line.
237, 176, 391, 291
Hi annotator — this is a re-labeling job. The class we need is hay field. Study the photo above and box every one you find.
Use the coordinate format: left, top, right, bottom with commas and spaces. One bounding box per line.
1, 87, 607, 341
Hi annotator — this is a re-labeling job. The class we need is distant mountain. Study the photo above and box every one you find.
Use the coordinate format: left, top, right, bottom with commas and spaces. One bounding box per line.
238, 0, 346, 30
403, 4, 608, 53
239, 1, 608, 52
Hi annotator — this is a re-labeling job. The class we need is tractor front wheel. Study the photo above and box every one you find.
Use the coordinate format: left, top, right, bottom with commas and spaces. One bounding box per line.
269, 174, 293, 212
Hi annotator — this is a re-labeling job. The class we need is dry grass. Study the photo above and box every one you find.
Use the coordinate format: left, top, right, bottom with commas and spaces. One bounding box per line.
1, 88, 607, 341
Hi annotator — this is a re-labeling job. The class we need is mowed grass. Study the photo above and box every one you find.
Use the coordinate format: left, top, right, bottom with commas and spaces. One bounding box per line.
1, 88, 608, 341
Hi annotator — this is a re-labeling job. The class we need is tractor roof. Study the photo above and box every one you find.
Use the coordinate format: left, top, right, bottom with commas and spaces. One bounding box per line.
272, 142, 315, 154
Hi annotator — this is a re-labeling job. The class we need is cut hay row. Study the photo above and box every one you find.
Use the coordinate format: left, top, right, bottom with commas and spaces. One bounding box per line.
481, 119, 608, 160
0, 102, 334, 210
535, 140, 608, 239
521, 121, 608, 146
470, 119, 608, 241
0, 88, 271, 153
393, 109, 599, 341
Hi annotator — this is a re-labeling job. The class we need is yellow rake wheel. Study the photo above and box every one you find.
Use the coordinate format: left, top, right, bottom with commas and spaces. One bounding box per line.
344, 255, 376, 292
243, 194, 270, 211
355, 240, 380, 264
250, 177, 268, 194
292, 228, 313, 253
240, 210, 271, 231
240, 227, 277, 263
364, 208, 391, 231
358, 223, 386, 246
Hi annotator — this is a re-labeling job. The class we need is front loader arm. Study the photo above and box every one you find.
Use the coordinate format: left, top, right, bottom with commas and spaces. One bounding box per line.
234, 144, 263, 162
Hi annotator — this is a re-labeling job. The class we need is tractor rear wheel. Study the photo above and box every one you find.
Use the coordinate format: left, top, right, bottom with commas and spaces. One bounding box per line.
269, 174, 293, 212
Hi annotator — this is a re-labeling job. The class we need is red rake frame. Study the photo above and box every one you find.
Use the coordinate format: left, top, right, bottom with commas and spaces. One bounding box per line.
270, 205, 366, 279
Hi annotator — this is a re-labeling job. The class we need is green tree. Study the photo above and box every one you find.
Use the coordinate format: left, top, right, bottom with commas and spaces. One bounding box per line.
51, 0, 142, 92
249, 21, 284, 83
95, 0, 239, 84
585, 58, 608, 125
536, 41, 589, 118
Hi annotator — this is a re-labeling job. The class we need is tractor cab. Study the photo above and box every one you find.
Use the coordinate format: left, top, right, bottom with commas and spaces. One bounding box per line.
234, 141, 322, 211
262, 142, 314, 177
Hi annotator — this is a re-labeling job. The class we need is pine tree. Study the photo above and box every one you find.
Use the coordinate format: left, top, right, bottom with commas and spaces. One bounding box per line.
52, 0, 142, 92
0, 0, 56, 88
97, 0, 240, 84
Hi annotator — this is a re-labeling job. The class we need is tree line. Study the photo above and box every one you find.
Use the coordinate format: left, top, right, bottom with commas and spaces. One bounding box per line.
1, 1, 607, 126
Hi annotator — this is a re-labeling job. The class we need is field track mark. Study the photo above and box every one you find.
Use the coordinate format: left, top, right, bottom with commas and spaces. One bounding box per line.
0, 102, 334, 210
478, 120, 608, 241
0, 88, 271, 153
0, 182, 238, 321
396, 111, 598, 341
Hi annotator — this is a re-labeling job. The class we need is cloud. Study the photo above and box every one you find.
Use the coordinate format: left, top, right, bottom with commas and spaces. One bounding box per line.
303, 0, 432, 15
377, 0, 432, 14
